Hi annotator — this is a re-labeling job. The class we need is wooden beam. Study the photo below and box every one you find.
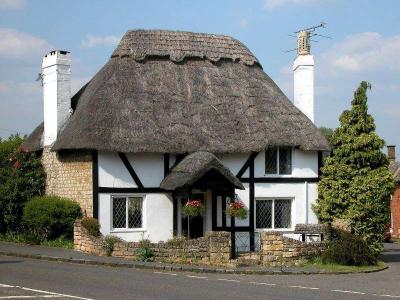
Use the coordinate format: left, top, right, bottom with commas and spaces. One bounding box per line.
118, 152, 144, 188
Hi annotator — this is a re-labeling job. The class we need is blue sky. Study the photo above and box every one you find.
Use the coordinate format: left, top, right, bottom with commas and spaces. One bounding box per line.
0, 0, 399, 156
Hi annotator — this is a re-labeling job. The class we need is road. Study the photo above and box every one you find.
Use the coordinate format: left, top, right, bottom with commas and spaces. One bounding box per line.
0, 243, 400, 300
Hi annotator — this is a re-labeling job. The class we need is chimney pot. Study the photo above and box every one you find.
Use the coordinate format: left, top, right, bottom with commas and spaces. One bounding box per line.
388, 145, 396, 162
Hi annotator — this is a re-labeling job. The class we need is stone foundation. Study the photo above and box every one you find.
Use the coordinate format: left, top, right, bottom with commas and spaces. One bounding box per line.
260, 232, 325, 266
74, 220, 231, 265
42, 148, 93, 217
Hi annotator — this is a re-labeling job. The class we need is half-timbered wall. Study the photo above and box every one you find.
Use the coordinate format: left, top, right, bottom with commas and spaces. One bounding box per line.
95, 149, 320, 244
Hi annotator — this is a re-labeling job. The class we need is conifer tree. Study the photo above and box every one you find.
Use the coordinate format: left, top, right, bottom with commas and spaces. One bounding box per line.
313, 81, 394, 254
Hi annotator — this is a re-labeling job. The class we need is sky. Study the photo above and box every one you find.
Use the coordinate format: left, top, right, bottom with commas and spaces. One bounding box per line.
0, 0, 399, 157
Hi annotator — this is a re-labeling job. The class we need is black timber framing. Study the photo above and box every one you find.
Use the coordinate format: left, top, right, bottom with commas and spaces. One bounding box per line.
164, 153, 170, 177
249, 154, 255, 251
236, 152, 258, 178
241, 177, 319, 183
98, 187, 167, 193
318, 151, 323, 177
92, 150, 99, 219
118, 152, 144, 188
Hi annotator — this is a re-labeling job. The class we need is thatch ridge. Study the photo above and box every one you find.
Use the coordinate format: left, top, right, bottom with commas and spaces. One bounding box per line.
112, 29, 260, 66
160, 151, 244, 190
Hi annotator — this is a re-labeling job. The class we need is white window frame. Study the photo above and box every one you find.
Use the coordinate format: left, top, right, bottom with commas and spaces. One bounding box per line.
110, 194, 146, 233
255, 198, 294, 231
265, 147, 293, 175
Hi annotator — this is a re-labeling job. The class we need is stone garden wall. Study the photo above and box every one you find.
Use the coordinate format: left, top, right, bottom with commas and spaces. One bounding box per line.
74, 220, 231, 265
259, 231, 325, 266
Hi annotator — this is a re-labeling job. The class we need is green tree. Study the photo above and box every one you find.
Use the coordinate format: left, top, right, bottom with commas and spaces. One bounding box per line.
0, 135, 45, 232
319, 126, 334, 145
313, 81, 394, 255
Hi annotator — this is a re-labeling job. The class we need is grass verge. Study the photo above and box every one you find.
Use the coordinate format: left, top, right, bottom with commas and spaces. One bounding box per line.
303, 257, 386, 273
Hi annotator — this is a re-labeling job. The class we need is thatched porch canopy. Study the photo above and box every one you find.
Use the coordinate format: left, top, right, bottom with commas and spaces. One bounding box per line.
160, 151, 244, 191
21, 29, 329, 153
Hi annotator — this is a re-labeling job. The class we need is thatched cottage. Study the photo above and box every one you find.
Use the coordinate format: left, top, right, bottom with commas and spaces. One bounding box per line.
21, 30, 329, 252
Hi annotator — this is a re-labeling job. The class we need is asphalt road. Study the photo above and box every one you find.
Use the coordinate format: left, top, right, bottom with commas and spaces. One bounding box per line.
1, 243, 400, 300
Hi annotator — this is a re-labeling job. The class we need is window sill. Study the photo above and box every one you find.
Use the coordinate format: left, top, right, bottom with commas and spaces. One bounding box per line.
255, 228, 294, 232
110, 228, 146, 233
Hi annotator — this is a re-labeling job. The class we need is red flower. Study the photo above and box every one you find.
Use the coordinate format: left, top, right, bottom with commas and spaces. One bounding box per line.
13, 160, 21, 169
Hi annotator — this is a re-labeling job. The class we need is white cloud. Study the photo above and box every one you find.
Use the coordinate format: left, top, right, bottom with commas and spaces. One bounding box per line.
0, 0, 25, 9
263, 0, 313, 10
325, 32, 400, 73
81, 35, 121, 48
0, 28, 51, 58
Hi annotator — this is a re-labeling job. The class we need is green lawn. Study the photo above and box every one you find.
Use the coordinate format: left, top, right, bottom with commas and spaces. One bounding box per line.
303, 257, 386, 273
0, 232, 73, 249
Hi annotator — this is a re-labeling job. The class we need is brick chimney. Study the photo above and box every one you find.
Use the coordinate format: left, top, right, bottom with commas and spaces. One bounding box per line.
42, 50, 71, 146
293, 30, 314, 123
388, 145, 396, 162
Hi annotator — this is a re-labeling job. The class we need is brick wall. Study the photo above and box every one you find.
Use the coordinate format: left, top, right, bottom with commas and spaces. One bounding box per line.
391, 184, 400, 238
259, 232, 325, 266
42, 148, 93, 217
74, 220, 231, 265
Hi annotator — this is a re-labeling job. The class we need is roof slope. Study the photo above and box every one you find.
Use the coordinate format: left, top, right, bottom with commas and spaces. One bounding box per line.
20, 122, 43, 152
26, 29, 329, 153
160, 151, 244, 190
390, 161, 400, 183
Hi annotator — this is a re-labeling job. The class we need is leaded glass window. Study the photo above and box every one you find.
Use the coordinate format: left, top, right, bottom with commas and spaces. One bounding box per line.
256, 199, 292, 229
112, 196, 143, 229
265, 147, 292, 175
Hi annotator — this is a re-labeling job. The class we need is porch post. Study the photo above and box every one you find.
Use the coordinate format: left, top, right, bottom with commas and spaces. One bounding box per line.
230, 215, 236, 259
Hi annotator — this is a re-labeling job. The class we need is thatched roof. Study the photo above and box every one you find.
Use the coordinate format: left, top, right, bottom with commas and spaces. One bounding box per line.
160, 151, 244, 190
390, 161, 400, 183
20, 122, 43, 152
24, 29, 329, 153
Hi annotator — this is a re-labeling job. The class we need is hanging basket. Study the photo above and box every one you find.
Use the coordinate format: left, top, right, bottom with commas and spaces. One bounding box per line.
182, 200, 205, 217
226, 200, 247, 220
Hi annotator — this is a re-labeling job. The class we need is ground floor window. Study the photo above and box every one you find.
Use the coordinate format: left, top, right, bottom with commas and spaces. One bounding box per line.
112, 196, 143, 229
255, 198, 292, 229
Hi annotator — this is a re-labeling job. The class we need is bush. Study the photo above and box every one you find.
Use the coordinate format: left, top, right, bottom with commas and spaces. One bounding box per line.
81, 217, 100, 237
137, 239, 154, 262
0, 135, 45, 232
102, 235, 122, 256
322, 228, 377, 266
23, 196, 81, 242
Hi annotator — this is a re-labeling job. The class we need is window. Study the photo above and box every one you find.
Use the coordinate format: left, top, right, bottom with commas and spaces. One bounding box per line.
112, 196, 143, 229
256, 199, 292, 229
265, 147, 292, 175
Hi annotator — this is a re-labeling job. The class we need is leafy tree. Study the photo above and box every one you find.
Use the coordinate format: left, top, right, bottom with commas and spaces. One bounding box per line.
313, 81, 394, 255
0, 135, 45, 232
319, 127, 334, 145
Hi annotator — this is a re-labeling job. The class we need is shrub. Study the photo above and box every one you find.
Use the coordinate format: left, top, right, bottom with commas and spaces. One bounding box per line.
0, 135, 45, 232
102, 235, 122, 256
137, 239, 154, 262
81, 217, 100, 237
322, 228, 377, 266
23, 196, 81, 242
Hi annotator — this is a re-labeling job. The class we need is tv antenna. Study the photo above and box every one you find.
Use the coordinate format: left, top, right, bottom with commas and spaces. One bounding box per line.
285, 22, 331, 55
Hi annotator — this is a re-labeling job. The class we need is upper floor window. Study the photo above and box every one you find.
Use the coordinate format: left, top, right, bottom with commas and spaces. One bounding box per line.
265, 147, 292, 175
112, 196, 143, 229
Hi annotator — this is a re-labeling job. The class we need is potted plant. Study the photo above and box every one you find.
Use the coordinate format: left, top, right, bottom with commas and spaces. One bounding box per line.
226, 200, 247, 220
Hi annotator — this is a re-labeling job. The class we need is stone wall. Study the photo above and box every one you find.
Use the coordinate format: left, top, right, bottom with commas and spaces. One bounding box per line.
42, 148, 93, 217
259, 232, 325, 266
74, 220, 231, 265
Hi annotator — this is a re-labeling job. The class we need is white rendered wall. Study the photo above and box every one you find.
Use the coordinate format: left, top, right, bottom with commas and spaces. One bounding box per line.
42, 51, 71, 146
99, 193, 173, 242
293, 54, 314, 123
98, 152, 164, 188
